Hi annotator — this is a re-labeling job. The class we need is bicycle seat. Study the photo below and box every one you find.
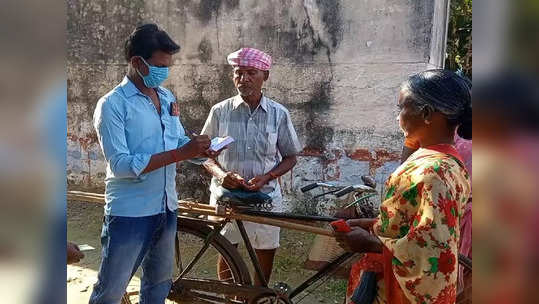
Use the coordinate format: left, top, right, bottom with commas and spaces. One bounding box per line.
215, 186, 272, 208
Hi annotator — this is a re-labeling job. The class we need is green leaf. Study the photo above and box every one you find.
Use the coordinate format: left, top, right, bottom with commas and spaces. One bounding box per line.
428, 257, 439, 273
402, 183, 419, 206
381, 217, 389, 233
385, 185, 396, 200
399, 225, 410, 238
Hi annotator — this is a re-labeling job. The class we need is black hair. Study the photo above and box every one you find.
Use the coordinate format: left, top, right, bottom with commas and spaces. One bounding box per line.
124, 23, 180, 61
401, 69, 472, 139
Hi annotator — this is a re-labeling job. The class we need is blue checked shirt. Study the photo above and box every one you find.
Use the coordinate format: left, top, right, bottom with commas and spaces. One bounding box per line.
93, 76, 191, 216
201, 95, 302, 211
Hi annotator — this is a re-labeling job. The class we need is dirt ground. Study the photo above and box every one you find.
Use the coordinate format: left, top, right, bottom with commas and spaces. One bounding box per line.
67, 200, 347, 304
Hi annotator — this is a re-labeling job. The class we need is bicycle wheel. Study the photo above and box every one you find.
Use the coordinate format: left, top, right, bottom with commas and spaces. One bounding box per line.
169, 217, 252, 303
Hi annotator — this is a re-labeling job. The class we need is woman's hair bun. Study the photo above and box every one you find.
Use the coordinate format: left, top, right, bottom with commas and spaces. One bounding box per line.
457, 103, 472, 140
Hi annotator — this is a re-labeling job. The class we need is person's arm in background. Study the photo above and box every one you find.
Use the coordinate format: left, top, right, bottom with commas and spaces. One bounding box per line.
94, 98, 211, 177
67, 242, 84, 264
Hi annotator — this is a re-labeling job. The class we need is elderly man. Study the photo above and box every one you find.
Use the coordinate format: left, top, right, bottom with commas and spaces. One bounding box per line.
201, 47, 302, 285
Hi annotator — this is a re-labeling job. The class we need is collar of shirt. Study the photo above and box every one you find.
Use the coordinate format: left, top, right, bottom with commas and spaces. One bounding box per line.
119, 76, 167, 98
232, 94, 268, 112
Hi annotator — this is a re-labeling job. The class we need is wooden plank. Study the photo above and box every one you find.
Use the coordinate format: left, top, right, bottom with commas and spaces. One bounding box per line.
67, 191, 105, 204
68, 191, 335, 236
178, 204, 335, 236
232, 213, 335, 237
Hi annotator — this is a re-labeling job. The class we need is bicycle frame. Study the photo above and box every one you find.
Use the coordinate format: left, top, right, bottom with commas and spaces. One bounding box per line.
66, 190, 472, 304
235, 216, 356, 300
176, 212, 357, 303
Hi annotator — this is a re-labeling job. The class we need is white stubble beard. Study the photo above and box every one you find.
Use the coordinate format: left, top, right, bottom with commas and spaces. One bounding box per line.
237, 87, 255, 97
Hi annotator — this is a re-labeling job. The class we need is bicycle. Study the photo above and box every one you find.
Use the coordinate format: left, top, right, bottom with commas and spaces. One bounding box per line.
168, 178, 381, 304
67, 181, 472, 304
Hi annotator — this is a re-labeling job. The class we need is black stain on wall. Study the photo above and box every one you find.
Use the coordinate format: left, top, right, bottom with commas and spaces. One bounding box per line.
286, 81, 334, 151
68, 0, 146, 64
315, 0, 343, 49
172, 65, 236, 132
305, 81, 334, 151
223, 0, 239, 10
198, 37, 213, 63
290, 17, 297, 29
195, 0, 239, 25
197, 0, 222, 24
409, 0, 435, 60
268, 23, 323, 64
217, 65, 237, 100
302, 5, 330, 62
273, 0, 343, 64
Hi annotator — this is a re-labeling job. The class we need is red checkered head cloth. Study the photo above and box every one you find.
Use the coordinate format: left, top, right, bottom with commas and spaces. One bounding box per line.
227, 48, 272, 71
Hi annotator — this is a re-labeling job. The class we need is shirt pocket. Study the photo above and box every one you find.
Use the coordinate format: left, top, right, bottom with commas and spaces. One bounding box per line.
218, 119, 232, 138
266, 132, 278, 155
163, 116, 182, 150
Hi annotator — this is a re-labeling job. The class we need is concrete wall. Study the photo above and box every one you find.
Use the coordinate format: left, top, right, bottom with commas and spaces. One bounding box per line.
67, 0, 449, 213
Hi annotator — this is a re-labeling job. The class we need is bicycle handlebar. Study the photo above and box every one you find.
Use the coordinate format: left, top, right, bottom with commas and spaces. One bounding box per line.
334, 186, 355, 197
301, 179, 378, 197
300, 183, 319, 192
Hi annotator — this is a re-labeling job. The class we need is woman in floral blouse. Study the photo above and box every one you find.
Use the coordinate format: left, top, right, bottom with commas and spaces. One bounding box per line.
336, 69, 472, 304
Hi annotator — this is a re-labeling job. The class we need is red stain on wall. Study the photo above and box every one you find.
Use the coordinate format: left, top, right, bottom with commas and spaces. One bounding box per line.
299, 148, 399, 181
68, 132, 98, 150
347, 148, 371, 161
349, 148, 400, 175
300, 148, 324, 157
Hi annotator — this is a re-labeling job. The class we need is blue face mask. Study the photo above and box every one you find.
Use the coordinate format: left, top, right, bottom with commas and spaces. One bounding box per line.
136, 57, 169, 88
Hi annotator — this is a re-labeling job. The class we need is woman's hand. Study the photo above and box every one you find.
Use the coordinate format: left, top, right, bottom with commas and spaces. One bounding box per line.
333, 207, 357, 219
346, 218, 378, 230
335, 226, 383, 254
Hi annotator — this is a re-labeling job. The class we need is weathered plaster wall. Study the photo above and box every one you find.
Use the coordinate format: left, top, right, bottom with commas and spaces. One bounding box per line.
67, 0, 448, 213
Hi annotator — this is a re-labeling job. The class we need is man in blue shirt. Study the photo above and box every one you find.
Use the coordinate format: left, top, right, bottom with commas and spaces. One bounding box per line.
89, 23, 214, 304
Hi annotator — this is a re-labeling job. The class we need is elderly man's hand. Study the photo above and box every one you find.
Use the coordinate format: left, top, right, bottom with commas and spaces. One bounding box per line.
221, 172, 246, 189
245, 174, 271, 192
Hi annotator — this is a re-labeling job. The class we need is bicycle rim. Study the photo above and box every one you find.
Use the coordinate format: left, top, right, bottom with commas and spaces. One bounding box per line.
170, 218, 252, 303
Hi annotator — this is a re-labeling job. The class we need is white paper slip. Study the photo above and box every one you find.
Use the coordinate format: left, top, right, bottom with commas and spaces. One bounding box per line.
78, 244, 95, 251
210, 136, 234, 151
